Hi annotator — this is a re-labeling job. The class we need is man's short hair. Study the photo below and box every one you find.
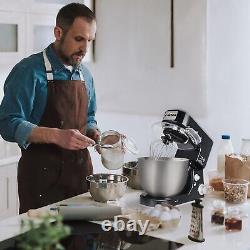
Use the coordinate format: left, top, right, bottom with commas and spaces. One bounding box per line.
56, 3, 95, 32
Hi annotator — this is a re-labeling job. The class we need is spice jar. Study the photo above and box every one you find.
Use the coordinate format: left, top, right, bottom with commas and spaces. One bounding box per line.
207, 170, 224, 192
211, 200, 225, 225
225, 207, 242, 232
223, 178, 249, 204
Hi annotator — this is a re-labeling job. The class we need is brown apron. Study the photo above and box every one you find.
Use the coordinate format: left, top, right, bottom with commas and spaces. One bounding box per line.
18, 49, 93, 214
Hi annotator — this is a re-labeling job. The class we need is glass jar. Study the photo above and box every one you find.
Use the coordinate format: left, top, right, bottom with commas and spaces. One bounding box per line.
240, 138, 250, 156
225, 207, 242, 232
99, 130, 138, 170
223, 178, 249, 204
211, 200, 225, 225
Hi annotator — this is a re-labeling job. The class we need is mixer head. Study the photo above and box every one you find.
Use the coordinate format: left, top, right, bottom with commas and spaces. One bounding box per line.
162, 123, 201, 149
159, 109, 213, 168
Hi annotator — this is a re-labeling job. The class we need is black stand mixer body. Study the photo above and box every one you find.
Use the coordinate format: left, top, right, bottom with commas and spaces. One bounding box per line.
140, 110, 213, 206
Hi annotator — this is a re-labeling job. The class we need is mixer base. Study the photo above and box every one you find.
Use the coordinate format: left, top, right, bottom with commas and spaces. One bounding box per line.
140, 192, 203, 207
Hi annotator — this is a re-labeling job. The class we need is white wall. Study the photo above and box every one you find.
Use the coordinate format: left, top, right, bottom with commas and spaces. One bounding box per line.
90, 0, 207, 117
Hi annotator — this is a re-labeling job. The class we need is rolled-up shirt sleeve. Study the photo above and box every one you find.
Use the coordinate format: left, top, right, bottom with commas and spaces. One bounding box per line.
0, 62, 37, 148
87, 75, 98, 130
81, 66, 98, 131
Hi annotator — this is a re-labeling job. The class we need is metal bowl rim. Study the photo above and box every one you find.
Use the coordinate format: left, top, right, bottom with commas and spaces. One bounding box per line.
123, 161, 138, 169
86, 173, 129, 183
138, 157, 189, 162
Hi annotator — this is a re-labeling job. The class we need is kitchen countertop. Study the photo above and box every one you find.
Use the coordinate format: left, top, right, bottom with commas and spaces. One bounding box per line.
119, 190, 250, 250
0, 189, 249, 250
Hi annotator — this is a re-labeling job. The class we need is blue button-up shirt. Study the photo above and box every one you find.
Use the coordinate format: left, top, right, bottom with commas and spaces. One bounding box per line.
0, 44, 97, 149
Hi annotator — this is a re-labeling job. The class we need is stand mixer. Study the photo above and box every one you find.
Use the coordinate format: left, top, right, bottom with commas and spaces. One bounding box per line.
139, 109, 213, 206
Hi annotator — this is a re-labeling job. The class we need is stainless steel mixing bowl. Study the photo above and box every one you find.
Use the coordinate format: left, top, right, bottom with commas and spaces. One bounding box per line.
138, 157, 190, 197
86, 174, 128, 202
122, 161, 142, 190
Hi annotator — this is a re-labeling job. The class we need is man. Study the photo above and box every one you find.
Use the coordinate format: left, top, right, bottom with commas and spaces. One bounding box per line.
0, 3, 99, 213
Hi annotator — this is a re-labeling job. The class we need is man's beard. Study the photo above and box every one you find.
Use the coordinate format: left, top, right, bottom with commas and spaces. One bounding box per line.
57, 42, 85, 67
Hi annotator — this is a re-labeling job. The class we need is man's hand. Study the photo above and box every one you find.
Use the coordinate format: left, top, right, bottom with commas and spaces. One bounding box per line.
87, 128, 101, 154
54, 129, 95, 150
28, 127, 95, 150
86, 128, 101, 143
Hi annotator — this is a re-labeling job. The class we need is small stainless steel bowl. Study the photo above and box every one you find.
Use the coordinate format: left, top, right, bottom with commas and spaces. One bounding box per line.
86, 174, 128, 202
122, 161, 142, 190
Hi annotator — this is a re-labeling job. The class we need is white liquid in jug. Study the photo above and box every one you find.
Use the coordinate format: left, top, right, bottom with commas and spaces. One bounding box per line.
100, 132, 125, 170
101, 149, 124, 170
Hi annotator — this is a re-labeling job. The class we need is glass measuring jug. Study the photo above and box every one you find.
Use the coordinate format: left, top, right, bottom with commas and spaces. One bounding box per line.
99, 130, 138, 170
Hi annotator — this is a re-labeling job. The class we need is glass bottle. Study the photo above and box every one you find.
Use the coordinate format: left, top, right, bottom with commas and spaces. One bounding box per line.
240, 138, 250, 156
217, 135, 234, 177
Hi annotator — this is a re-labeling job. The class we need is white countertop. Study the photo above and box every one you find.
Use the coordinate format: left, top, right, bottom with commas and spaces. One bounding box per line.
117, 190, 250, 250
0, 189, 250, 250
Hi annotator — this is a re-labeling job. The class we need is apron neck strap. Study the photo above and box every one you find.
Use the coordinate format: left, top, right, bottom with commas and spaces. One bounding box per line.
43, 49, 85, 82
79, 70, 85, 81
43, 49, 53, 81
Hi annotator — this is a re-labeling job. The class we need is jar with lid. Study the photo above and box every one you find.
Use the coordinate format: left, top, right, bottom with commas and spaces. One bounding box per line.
240, 138, 250, 156
99, 130, 138, 170
225, 207, 242, 232
211, 200, 225, 225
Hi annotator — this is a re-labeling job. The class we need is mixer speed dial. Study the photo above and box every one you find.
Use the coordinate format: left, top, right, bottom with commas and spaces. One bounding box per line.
198, 184, 213, 195
194, 174, 200, 181
198, 184, 205, 195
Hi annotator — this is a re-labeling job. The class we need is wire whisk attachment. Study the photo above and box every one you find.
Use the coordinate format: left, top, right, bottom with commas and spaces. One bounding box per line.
150, 140, 178, 160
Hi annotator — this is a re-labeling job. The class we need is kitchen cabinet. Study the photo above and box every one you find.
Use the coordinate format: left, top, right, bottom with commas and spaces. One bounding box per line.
0, 10, 26, 64
28, 0, 92, 14
0, 159, 19, 221
0, 0, 26, 12
26, 13, 56, 55
0, 0, 94, 65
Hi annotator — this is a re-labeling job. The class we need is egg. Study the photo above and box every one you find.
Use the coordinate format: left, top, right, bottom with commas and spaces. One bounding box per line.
170, 209, 181, 220
160, 211, 171, 221
154, 204, 163, 210
142, 208, 152, 215
162, 206, 170, 212
149, 208, 162, 218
